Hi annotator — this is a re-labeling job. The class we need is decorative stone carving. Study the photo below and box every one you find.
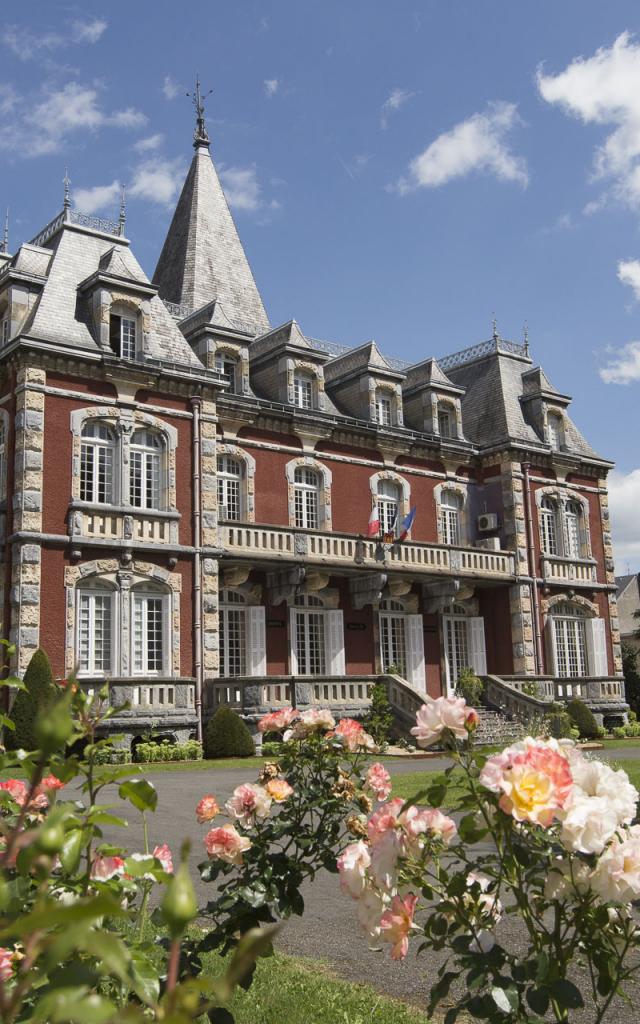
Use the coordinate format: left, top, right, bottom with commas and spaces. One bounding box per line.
350, 572, 387, 610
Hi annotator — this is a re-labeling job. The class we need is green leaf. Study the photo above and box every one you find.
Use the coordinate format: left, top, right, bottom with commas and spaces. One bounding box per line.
130, 949, 161, 1005
549, 979, 584, 1010
118, 778, 158, 813
1, 893, 126, 938
0, 674, 24, 690
30, 989, 117, 1024
60, 830, 85, 874
527, 987, 550, 1015
83, 930, 132, 981
87, 808, 129, 827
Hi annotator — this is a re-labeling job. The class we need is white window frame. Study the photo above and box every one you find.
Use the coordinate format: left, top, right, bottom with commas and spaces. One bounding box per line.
132, 588, 169, 677
547, 411, 564, 451
77, 586, 116, 677
377, 479, 400, 535
294, 466, 320, 529
540, 496, 560, 556
293, 372, 314, 410
215, 352, 238, 393
290, 595, 328, 676
549, 603, 588, 678
80, 421, 116, 505
440, 489, 462, 546
130, 429, 164, 511
375, 391, 392, 426
217, 455, 243, 521
437, 403, 455, 439
110, 312, 138, 360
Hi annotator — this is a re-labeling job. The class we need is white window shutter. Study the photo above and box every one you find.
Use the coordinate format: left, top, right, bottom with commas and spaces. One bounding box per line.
585, 617, 608, 676
288, 608, 298, 675
405, 615, 426, 691
247, 607, 266, 676
545, 618, 558, 676
325, 610, 345, 676
467, 617, 487, 676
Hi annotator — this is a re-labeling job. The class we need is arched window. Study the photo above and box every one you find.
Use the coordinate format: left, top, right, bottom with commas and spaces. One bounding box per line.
215, 352, 239, 393
551, 603, 588, 678
377, 479, 400, 535
0, 419, 6, 502
547, 411, 564, 451
294, 466, 320, 529
379, 598, 407, 675
130, 429, 163, 510
437, 402, 455, 439
77, 582, 115, 676
109, 308, 138, 360
293, 371, 314, 410
440, 489, 463, 545
540, 495, 560, 555
564, 499, 583, 559
217, 455, 242, 521
80, 421, 116, 504
219, 590, 247, 676
132, 584, 168, 676
375, 390, 392, 426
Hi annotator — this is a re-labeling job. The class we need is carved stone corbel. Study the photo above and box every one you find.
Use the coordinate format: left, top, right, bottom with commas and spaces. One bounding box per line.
349, 572, 387, 610
266, 566, 306, 606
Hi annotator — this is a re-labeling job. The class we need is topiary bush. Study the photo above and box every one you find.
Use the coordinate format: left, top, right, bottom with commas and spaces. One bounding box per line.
203, 705, 255, 758
567, 697, 599, 739
4, 648, 57, 751
456, 667, 483, 706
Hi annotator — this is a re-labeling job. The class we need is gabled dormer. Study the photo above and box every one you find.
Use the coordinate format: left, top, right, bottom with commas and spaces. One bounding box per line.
0, 243, 51, 349
249, 320, 333, 411
78, 245, 157, 360
324, 341, 405, 426
402, 357, 465, 439
178, 299, 253, 396
521, 366, 572, 452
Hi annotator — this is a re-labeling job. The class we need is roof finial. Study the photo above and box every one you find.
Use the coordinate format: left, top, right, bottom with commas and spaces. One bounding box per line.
492, 314, 499, 343
523, 321, 530, 357
63, 167, 71, 215
187, 75, 213, 149
0, 208, 8, 254
119, 184, 126, 235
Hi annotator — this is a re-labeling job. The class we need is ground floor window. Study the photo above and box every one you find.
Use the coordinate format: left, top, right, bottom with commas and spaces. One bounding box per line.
379, 600, 407, 676
219, 591, 266, 677
76, 580, 172, 679
289, 596, 345, 676
546, 602, 607, 678
443, 605, 487, 694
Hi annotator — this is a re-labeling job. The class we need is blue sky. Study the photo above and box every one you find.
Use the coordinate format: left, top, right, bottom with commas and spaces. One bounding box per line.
2, 1, 640, 570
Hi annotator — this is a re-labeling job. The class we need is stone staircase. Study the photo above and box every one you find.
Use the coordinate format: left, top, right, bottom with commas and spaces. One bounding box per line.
473, 706, 523, 746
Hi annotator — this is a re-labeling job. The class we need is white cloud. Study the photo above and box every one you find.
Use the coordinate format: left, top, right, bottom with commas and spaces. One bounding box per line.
380, 87, 414, 129
129, 157, 186, 206
618, 258, 640, 300
537, 32, 640, 208
3, 19, 107, 60
74, 180, 121, 215
0, 84, 18, 115
608, 469, 640, 571
338, 153, 370, 180
163, 76, 180, 100
0, 82, 146, 157
264, 79, 280, 97
394, 101, 528, 194
599, 341, 640, 384
220, 165, 262, 211
133, 133, 164, 153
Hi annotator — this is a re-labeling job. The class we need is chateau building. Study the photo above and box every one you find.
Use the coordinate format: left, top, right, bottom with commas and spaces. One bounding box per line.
0, 100, 627, 750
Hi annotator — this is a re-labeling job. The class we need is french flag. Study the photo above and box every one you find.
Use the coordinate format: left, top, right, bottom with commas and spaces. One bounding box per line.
397, 507, 416, 542
367, 504, 380, 537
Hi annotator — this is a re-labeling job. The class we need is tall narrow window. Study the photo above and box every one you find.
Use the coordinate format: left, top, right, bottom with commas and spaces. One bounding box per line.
109, 314, 137, 359
219, 591, 247, 676
377, 479, 401, 535
547, 412, 564, 451
294, 595, 326, 675
437, 403, 454, 438
0, 420, 6, 502
1, 316, 9, 346
130, 430, 163, 510
379, 599, 407, 675
540, 496, 560, 555
440, 489, 462, 545
80, 422, 115, 504
375, 391, 392, 426
215, 352, 238, 393
294, 467, 320, 529
132, 589, 166, 675
78, 587, 113, 675
552, 603, 588, 677
217, 456, 242, 520
564, 500, 583, 559
293, 372, 314, 410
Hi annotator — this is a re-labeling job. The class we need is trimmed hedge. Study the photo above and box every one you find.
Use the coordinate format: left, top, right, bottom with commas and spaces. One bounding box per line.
134, 740, 202, 763
5, 648, 57, 751
567, 698, 599, 740
204, 706, 255, 758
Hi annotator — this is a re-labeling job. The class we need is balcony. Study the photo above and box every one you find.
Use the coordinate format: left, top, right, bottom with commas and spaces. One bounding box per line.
541, 555, 597, 586
208, 675, 378, 716
69, 503, 180, 546
220, 524, 516, 580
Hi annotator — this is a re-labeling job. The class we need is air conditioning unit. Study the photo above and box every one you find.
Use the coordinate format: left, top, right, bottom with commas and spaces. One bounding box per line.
478, 513, 498, 532
475, 537, 501, 551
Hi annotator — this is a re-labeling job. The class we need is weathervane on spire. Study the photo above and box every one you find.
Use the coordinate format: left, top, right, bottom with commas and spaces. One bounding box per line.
187, 75, 212, 148
523, 322, 530, 357
119, 184, 126, 236
492, 314, 499, 343
63, 168, 71, 214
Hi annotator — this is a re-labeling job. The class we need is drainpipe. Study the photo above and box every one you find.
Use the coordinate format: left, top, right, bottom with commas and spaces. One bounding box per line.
522, 462, 543, 673
191, 396, 203, 743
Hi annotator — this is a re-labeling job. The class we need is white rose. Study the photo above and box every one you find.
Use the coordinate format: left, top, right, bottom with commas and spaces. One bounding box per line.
591, 826, 640, 904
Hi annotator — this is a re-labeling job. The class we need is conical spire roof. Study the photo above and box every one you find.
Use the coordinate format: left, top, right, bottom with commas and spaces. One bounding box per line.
153, 100, 269, 333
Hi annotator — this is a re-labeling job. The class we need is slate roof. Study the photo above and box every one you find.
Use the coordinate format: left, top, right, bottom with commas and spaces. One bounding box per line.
324, 341, 404, 382
19, 221, 203, 368
153, 143, 269, 333
403, 357, 463, 394
616, 574, 637, 598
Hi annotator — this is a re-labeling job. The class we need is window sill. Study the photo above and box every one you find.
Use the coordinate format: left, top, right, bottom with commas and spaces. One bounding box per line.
70, 501, 180, 520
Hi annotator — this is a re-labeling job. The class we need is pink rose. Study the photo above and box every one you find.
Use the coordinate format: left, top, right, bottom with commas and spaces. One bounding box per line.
258, 707, 299, 734
225, 783, 272, 826
333, 718, 378, 752
337, 840, 371, 898
0, 947, 14, 983
285, 707, 336, 739
400, 806, 457, 847
0, 779, 28, 807
205, 824, 251, 864
41, 774, 65, 792
411, 696, 470, 747
365, 763, 392, 802
90, 855, 126, 880
480, 743, 573, 826
379, 894, 419, 960
265, 778, 294, 802
152, 843, 174, 874
196, 794, 220, 823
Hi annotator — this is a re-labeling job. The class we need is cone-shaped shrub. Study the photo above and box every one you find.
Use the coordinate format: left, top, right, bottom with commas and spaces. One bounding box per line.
567, 697, 599, 739
203, 705, 255, 758
5, 648, 57, 751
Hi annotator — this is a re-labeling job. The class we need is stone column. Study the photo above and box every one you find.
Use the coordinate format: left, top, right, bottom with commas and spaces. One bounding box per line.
501, 458, 535, 675
200, 399, 219, 685
599, 478, 623, 676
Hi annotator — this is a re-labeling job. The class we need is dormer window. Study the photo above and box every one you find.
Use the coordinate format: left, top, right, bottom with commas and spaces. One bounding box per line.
293, 371, 314, 410
1, 315, 9, 347
437, 403, 455, 438
375, 391, 392, 426
109, 312, 137, 360
547, 411, 564, 451
215, 352, 238, 393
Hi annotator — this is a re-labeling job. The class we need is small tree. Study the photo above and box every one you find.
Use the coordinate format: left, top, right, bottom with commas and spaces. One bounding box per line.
456, 666, 483, 706
203, 705, 256, 758
4, 647, 56, 751
567, 697, 599, 739
363, 682, 394, 746
622, 642, 640, 716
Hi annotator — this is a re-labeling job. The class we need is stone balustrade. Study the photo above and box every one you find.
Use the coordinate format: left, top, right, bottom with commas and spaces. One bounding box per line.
542, 556, 597, 585
69, 504, 180, 546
